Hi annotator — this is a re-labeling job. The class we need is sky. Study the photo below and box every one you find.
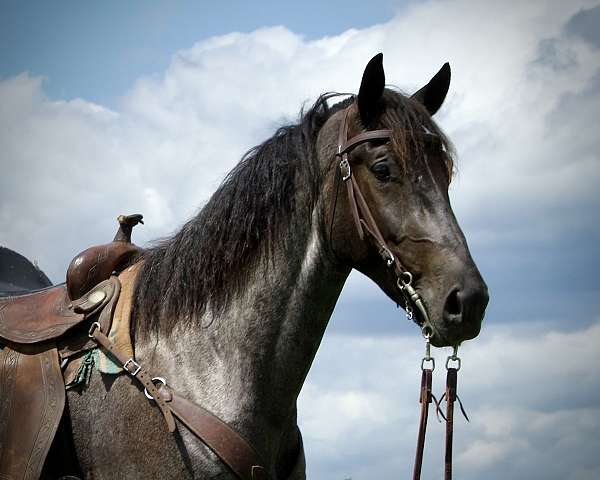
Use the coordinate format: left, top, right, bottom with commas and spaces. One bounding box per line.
1, 1, 599, 479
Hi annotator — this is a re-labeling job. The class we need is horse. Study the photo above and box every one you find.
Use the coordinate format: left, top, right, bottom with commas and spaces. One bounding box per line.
11, 53, 488, 479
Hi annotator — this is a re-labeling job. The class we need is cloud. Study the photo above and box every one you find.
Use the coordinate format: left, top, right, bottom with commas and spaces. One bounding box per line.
565, 4, 600, 48
1, 0, 598, 286
299, 321, 600, 479
1, 1, 599, 479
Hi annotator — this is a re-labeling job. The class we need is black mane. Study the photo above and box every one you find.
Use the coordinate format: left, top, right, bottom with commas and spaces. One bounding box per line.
134, 93, 352, 335
134, 90, 453, 336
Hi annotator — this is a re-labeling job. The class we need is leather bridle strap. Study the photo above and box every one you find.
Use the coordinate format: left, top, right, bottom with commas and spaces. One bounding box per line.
444, 368, 457, 480
88, 325, 270, 480
335, 104, 433, 332
412, 368, 433, 480
336, 104, 399, 271
440, 353, 468, 480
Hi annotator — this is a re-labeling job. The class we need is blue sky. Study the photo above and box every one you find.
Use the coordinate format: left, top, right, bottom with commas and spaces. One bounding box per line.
1, 1, 599, 479
1, 0, 401, 105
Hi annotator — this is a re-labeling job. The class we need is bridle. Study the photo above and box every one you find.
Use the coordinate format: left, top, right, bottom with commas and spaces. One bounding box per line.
334, 101, 468, 480
83, 100, 468, 480
334, 102, 433, 334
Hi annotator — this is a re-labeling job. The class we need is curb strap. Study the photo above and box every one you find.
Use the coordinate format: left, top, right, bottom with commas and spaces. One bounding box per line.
88, 323, 270, 480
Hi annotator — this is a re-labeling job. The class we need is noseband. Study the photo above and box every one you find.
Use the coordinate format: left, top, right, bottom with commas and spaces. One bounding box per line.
334, 102, 433, 336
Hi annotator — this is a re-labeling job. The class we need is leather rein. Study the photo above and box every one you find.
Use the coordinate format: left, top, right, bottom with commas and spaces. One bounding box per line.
334, 101, 468, 480
85, 101, 468, 480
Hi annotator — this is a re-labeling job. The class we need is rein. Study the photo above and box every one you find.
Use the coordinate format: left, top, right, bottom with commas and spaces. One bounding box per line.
334, 102, 469, 479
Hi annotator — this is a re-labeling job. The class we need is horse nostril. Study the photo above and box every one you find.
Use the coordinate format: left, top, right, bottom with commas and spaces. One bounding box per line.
444, 288, 462, 317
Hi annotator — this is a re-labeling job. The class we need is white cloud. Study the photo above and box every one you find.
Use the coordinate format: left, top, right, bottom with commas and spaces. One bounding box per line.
0, 2, 599, 477
299, 321, 600, 479
1, 0, 598, 282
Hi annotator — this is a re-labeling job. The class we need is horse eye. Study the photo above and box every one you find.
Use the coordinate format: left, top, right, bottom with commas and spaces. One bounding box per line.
370, 160, 391, 181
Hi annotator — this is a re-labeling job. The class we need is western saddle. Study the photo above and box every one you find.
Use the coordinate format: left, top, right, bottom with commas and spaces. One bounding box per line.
0, 214, 144, 480
0, 215, 272, 480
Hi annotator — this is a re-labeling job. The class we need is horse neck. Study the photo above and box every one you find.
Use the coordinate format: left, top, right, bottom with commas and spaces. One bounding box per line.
138, 195, 350, 461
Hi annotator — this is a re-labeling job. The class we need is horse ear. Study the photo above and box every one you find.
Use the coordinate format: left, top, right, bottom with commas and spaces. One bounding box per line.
411, 63, 451, 116
357, 53, 385, 125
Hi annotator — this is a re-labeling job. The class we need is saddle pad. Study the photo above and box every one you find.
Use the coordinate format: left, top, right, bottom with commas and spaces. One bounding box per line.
97, 263, 140, 374
0, 344, 65, 480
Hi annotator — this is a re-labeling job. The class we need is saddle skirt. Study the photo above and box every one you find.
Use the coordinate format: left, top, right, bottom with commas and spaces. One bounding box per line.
0, 266, 140, 480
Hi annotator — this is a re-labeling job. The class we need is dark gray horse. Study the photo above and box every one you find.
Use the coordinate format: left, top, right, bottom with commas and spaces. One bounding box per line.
21, 54, 488, 478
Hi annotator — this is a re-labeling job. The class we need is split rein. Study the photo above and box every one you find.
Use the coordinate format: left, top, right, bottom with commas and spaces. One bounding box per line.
335, 103, 469, 480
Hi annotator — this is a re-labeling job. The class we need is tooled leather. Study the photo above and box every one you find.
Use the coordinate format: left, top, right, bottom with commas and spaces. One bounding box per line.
0, 286, 83, 343
67, 242, 140, 300
0, 346, 65, 480
0, 278, 119, 345
0, 347, 19, 466
24, 348, 65, 480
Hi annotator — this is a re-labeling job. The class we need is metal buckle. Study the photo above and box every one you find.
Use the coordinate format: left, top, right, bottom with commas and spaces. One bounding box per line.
88, 321, 101, 338
123, 358, 142, 376
421, 357, 435, 371
339, 158, 351, 181
380, 247, 395, 267
144, 377, 167, 400
446, 345, 461, 371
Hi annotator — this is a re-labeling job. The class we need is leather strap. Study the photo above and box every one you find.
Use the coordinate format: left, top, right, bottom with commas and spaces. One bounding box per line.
88, 327, 270, 480
158, 386, 269, 480
336, 102, 392, 156
339, 129, 393, 156
413, 368, 433, 480
335, 105, 407, 277
89, 327, 176, 432
0, 345, 65, 480
444, 368, 457, 480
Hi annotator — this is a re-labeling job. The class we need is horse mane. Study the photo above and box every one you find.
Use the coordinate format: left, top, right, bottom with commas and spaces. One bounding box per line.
133, 90, 454, 336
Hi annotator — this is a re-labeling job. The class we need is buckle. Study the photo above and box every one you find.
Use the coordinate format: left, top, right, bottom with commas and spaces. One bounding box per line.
88, 321, 101, 338
123, 358, 142, 376
339, 158, 351, 181
144, 377, 167, 400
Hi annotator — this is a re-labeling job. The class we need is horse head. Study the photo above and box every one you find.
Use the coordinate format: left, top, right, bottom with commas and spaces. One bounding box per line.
324, 54, 488, 347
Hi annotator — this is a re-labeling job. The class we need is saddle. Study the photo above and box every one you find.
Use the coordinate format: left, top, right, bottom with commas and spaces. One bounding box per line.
0, 214, 143, 480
